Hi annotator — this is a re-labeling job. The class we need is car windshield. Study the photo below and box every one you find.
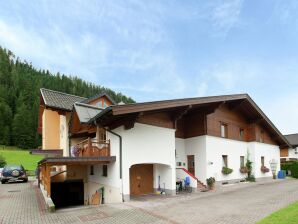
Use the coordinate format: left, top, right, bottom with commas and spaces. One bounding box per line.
4, 165, 22, 171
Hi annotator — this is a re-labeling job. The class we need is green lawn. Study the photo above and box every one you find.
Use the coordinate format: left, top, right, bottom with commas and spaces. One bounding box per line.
257, 201, 298, 224
0, 145, 43, 171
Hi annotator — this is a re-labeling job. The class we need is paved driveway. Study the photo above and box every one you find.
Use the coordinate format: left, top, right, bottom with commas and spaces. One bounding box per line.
0, 178, 298, 224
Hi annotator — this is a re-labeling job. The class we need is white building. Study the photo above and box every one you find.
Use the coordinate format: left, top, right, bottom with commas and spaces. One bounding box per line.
37, 90, 291, 209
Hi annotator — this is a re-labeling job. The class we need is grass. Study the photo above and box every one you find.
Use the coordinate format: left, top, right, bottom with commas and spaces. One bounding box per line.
257, 201, 298, 224
0, 145, 43, 171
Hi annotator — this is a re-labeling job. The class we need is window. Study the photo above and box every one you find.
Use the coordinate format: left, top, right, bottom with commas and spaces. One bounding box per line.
90, 165, 94, 175
240, 156, 245, 168
176, 162, 182, 166
261, 156, 265, 166
220, 123, 228, 138
222, 155, 228, 167
239, 129, 244, 140
103, 165, 108, 177
295, 148, 298, 155
260, 130, 264, 143
103, 101, 108, 108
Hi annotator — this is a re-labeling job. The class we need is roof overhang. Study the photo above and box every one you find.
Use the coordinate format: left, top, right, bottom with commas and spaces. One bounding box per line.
30, 149, 63, 156
38, 156, 116, 166
89, 93, 292, 148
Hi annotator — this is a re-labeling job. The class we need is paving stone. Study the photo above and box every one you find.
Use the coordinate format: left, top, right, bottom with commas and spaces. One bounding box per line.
0, 179, 298, 224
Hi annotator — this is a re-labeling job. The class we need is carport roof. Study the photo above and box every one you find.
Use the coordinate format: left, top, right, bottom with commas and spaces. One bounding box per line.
38, 156, 116, 165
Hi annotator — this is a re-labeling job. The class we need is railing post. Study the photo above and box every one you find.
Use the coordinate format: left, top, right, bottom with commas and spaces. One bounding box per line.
88, 137, 92, 157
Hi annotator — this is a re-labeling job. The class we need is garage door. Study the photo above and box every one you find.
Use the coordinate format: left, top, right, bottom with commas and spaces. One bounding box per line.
51, 180, 84, 208
130, 164, 153, 196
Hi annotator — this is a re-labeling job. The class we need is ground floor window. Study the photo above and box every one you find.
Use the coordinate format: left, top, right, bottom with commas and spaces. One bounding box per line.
222, 155, 228, 167
240, 156, 245, 167
103, 165, 108, 177
261, 156, 265, 166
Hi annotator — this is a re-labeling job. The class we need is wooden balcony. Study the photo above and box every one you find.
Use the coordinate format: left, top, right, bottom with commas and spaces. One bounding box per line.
72, 137, 110, 158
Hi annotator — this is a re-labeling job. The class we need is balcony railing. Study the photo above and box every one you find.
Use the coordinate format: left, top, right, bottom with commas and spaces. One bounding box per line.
72, 137, 110, 157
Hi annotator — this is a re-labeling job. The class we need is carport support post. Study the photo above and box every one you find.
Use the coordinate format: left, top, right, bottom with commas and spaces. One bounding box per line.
46, 164, 51, 197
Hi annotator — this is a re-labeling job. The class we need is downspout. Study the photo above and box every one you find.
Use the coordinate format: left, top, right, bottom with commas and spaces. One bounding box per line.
94, 120, 124, 202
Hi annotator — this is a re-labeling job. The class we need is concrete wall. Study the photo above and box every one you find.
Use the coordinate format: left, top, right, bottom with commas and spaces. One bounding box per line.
42, 109, 60, 149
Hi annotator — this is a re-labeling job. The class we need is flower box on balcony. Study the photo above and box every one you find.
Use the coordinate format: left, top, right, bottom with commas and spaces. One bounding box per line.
261, 166, 270, 173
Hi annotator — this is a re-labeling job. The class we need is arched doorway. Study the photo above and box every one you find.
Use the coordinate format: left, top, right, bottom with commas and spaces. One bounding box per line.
129, 164, 153, 196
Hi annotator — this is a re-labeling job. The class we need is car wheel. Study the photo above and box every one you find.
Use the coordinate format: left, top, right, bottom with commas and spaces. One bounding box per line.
23, 179, 28, 183
1, 180, 6, 184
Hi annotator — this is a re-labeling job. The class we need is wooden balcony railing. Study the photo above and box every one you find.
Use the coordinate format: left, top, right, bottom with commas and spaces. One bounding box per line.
72, 137, 110, 158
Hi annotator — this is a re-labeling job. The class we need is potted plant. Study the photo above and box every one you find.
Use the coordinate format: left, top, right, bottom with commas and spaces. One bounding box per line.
222, 167, 233, 175
261, 166, 270, 173
240, 167, 248, 174
206, 177, 215, 190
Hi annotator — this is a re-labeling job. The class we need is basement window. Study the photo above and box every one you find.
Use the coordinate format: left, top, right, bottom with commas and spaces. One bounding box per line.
103, 165, 108, 177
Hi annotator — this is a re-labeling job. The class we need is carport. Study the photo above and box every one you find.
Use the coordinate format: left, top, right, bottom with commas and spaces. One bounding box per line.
38, 156, 116, 209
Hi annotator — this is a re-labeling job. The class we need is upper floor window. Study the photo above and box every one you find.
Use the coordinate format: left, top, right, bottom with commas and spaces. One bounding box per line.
103, 101, 108, 108
260, 130, 264, 143
239, 128, 244, 140
90, 165, 94, 175
103, 165, 108, 177
220, 123, 228, 138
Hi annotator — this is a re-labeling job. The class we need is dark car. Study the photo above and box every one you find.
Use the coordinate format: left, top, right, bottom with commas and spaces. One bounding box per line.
1, 165, 28, 184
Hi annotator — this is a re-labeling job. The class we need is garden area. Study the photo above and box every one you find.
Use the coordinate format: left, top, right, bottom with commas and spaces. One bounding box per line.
0, 145, 43, 174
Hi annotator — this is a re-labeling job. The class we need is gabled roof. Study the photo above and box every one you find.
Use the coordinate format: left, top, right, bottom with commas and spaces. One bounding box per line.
74, 102, 103, 124
284, 134, 298, 147
89, 93, 291, 148
82, 92, 116, 105
40, 88, 86, 111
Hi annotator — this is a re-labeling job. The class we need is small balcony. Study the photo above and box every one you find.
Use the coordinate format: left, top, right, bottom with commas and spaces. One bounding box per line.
72, 137, 110, 157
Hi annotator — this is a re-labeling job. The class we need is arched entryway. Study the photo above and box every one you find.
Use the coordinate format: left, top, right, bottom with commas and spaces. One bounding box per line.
129, 164, 153, 196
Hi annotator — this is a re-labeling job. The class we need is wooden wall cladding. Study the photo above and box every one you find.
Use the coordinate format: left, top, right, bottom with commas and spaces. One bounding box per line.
207, 104, 250, 141
280, 148, 289, 157
137, 111, 174, 129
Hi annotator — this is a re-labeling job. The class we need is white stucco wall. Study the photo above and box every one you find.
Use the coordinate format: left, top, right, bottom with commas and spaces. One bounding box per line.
288, 147, 298, 159
86, 129, 122, 203
185, 136, 207, 184
116, 123, 176, 196
206, 136, 248, 182
249, 142, 281, 178
175, 138, 187, 168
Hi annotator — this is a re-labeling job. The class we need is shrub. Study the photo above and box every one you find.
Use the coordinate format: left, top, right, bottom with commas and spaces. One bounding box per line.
206, 177, 215, 189
289, 162, 298, 178
0, 154, 7, 167
222, 167, 233, 175
246, 175, 256, 182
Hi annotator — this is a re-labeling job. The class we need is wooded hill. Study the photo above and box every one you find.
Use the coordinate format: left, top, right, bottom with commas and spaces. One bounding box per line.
0, 47, 135, 149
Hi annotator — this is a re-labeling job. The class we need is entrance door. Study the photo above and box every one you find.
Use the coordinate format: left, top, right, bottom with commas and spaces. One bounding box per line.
130, 164, 153, 196
187, 155, 195, 176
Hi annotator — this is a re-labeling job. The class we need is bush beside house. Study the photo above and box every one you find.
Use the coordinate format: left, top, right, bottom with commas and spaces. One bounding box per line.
0, 154, 6, 167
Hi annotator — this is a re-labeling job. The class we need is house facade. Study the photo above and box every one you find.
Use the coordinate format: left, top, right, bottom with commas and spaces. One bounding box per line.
281, 134, 298, 162
36, 89, 290, 209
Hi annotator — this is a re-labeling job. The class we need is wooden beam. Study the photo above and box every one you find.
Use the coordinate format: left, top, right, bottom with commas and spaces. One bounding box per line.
124, 113, 139, 130
173, 105, 192, 129
228, 100, 246, 111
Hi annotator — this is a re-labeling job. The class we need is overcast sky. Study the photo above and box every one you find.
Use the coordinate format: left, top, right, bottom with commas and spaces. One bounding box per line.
0, 0, 298, 134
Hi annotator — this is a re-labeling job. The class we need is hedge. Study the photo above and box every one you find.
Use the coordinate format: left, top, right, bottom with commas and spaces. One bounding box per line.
289, 162, 298, 178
